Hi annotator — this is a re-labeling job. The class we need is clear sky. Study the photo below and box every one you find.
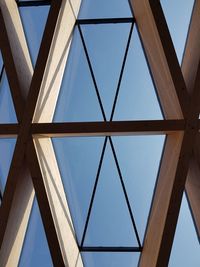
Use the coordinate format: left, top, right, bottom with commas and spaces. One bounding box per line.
0, 1, 199, 267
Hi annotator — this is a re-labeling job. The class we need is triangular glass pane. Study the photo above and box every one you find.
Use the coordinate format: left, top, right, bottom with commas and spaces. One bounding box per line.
81, 23, 131, 119
0, 138, 16, 194
53, 27, 103, 122
0, 71, 17, 123
113, 27, 163, 120
82, 252, 140, 267
161, 0, 194, 63
19, 5, 50, 65
84, 141, 139, 247
19, 197, 53, 267
169, 193, 200, 267
112, 135, 165, 242
78, 0, 132, 19
52, 137, 104, 244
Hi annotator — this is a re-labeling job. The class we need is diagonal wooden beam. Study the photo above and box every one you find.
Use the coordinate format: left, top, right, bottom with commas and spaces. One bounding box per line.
129, 1, 200, 266
0, 1, 67, 266
31, 0, 83, 265
181, 0, 200, 240
0, 1, 34, 265
130, 0, 188, 120
0, 0, 83, 266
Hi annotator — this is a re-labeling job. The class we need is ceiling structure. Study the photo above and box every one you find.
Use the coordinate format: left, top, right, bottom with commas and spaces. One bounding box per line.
0, 0, 199, 266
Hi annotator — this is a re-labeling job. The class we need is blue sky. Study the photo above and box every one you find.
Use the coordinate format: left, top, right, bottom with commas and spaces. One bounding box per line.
0, 1, 199, 267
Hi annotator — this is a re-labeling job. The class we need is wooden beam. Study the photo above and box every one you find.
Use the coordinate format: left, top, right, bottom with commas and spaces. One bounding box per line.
0, 124, 19, 137
0, 166, 34, 267
33, 0, 81, 123
30, 138, 83, 267
31, 0, 83, 265
31, 120, 185, 137
181, 0, 200, 240
1, 0, 83, 266
0, 1, 34, 265
130, 0, 188, 119
130, 1, 199, 267
0, 0, 33, 121
0, 1, 68, 266
186, 154, 200, 238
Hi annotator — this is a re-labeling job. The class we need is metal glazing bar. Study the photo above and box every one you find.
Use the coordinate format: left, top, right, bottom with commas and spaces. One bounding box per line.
17, 0, 51, 7
80, 246, 142, 252
76, 17, 134, 25
109, 136, 142, 248
80, 137, 108, 246
78, 24, 107, 121
0, 65, 4, 84
110, 22, 134, 121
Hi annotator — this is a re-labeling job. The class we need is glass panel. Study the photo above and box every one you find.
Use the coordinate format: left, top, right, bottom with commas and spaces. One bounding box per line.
81, 23, 131, 120
84, 140, 139, 247
0, 138, 16, 194
54, 27, 103, 122
169, 193, 200, 267
19, 197, 53, 267
19, 5, 50, 65
161, 0, 194, 62
52, 137, 104, 244
112, 135, 165, 242
113, 27, 163, 121
78, 0, 132, 19
82, 252, 140, 267
0, 71, 17, 123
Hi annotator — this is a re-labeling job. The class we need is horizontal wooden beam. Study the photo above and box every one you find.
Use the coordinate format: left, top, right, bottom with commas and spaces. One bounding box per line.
0, 124, 19, 137
31, 120, 186, 137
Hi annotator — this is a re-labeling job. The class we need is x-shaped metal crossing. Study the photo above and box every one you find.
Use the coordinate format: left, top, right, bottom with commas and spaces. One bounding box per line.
0, 0, 200, 267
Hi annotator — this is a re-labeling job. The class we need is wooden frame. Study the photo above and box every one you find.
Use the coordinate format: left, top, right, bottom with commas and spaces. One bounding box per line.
0, 0, 200, 267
